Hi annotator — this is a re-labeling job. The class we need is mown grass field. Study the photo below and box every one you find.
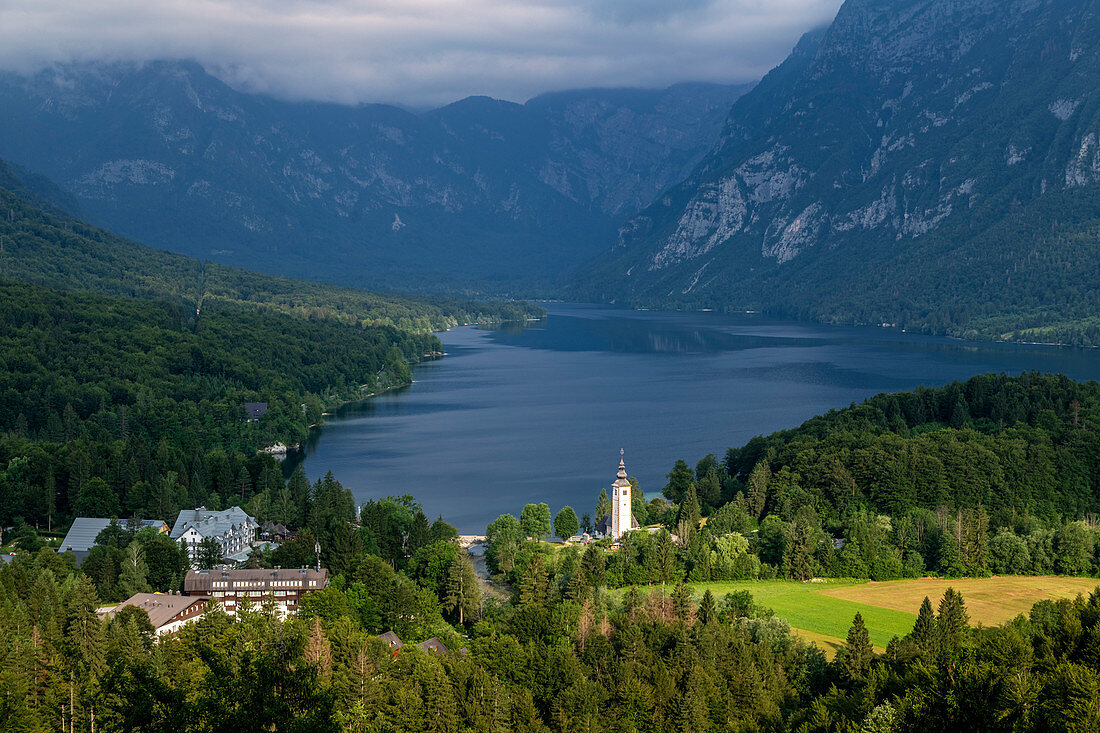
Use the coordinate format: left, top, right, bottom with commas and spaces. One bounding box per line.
685, 580, 916, 653
679, 576, 1100, 657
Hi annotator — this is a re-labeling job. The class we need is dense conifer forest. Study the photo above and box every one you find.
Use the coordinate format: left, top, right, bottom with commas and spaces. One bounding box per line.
482, 374, 1100, 592
2, 154, 1099, 733
0, 171, 539, 334
2, 370, 1100, 731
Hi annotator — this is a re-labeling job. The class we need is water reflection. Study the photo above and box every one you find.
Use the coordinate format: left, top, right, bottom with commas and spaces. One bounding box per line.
297, 303, 1100, 532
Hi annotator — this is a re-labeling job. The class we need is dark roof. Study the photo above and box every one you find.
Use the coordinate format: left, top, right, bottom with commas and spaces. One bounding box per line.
170, 506, 255, 540
58, 518, 167, 555
243, 402, 268, 420
416, 637, 448, 654
379, 631, 403, 649
184, 567, 328, 593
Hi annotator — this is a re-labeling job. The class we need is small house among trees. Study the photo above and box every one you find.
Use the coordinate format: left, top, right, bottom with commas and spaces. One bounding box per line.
243, 402, 269, 422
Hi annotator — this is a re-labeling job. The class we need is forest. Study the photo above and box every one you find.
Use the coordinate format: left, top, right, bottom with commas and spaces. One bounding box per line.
0, 174, 537, 535
0, 174, 541, 334
2, 491, 1098, 732
2, 166, 1099, 729
3, 366, 1100, 730
482, 374, 1100, 595
0, 278, 444, 529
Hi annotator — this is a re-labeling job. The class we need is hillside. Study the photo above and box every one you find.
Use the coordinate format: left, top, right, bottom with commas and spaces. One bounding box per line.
577, 0, 1100, 344
0, 63, 748, 291
0, 163, 540, 332
720, 372, 1100, 523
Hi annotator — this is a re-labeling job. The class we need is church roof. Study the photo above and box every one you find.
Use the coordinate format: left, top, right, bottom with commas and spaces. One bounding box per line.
613, 458, 631, 488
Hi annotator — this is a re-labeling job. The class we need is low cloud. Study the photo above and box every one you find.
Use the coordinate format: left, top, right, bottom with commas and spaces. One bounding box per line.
0, 0, 843, 107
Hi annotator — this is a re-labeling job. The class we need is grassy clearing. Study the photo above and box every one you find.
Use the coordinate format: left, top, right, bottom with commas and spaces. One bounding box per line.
687, 580, 916, 650
819, 576, 1100, 627
611, 576, 1098, 657
787, 629, 848, 658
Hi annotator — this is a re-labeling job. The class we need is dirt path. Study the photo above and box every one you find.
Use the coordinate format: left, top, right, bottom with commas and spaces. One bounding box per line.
466, 544, 510, 601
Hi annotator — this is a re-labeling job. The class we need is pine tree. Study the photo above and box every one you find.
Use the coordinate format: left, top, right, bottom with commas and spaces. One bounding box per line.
678, 486, 701, 537
519, 554, 547, 608
839, 612, 873, 683
580, 545, 606, 589
671, 582, 695, 624
912, 596, 936, 651
196, 537, 222, 569
698, 589, 716, 626
746, 460, 771, 519
444, 551, 481, 624
288, 465, 312, 525
595, 489, 612, 525
622, 586, 642, 620
697, 467, 723, 510
408, 509, 430, 555
655, 530, 677, 585
937, 587, 970, 651
305, 616, 332, 676
119, 541, 150, 598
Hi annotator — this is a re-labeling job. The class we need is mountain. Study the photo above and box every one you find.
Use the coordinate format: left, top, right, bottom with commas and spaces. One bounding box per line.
0, 158, 540, 332
0, 62, 748, 292
577, 0, 1100, 344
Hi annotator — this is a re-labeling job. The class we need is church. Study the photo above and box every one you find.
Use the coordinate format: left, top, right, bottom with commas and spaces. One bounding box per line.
595, 452, 640, 541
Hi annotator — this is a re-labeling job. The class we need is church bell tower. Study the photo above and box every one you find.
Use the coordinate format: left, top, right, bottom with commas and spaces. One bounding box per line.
610, 450, 633, 540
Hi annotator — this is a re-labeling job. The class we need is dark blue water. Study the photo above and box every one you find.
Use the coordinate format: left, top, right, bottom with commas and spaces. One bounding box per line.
299, 303, 1100, 532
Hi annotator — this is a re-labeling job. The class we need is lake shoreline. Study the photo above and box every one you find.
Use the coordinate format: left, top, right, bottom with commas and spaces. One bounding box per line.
296, 303, 1100, 532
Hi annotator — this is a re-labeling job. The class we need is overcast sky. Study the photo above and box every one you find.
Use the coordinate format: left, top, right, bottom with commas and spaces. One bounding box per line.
0, 0, 844, 107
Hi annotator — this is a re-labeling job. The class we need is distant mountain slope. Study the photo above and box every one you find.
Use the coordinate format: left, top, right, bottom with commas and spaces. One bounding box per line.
577, 0, 1100, 344
0, 62, 748, 291
0, 162, 539, 332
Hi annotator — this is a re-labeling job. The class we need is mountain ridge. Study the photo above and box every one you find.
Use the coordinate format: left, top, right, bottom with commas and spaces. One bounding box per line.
0, 61, 750, 292
575, 0, 1100, 344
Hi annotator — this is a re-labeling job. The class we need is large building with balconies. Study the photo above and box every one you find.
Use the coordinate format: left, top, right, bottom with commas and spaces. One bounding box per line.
183, 567, 328, 617
170, 506, 258, 562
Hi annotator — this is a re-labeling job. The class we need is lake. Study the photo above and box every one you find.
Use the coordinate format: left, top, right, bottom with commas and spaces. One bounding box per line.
297, 303, 1100, 532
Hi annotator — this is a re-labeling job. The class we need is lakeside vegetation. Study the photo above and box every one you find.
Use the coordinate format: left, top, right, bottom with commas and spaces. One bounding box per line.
1, 163, 1099, 730
4, 362, 1100, 729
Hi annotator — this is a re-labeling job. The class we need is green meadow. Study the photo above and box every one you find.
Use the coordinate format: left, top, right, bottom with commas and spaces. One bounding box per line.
686, 580, 917, 652
613, 576, 1100, 657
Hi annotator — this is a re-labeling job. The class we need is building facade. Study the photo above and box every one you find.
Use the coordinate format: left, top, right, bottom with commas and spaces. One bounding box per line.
184, 567, 328, 617
596, 453, 640, 541
610, 455, 633, 540
170, 507, 258, 562
98, 592, 209, 636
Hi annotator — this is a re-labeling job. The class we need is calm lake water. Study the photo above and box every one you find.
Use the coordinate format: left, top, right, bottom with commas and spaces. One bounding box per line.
298, 303, 1100, 532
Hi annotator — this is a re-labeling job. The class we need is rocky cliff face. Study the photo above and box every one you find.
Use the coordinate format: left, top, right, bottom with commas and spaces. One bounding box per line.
0, 62, 748, 290
580, 0, 1100, 340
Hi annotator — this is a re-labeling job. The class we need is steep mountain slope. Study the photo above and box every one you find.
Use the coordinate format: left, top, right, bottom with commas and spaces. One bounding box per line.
0, 62, 747, 292
578, 0, 1100, 344
0, 159, 539, 332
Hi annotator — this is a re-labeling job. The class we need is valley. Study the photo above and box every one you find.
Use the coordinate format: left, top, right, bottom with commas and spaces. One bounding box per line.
2, 0, 1100, 730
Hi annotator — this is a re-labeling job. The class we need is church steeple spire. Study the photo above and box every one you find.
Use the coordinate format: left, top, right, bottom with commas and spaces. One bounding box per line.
610, 450, 633, 540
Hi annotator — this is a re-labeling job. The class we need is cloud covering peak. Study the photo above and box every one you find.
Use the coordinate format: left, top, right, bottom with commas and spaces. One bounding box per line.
0, 0, 843, 107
